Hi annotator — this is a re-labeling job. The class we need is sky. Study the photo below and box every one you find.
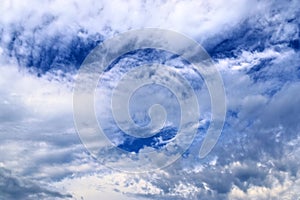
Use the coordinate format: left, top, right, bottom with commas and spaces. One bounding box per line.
0, 0, 300, 199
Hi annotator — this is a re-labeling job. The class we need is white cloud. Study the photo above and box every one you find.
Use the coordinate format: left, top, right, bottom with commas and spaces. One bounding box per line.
55, 174, 158, 200
0, 0, 265, 43
0, 0, 299, 199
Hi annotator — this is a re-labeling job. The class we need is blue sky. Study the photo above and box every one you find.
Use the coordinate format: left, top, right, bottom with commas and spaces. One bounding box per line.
0, 0, 299, 199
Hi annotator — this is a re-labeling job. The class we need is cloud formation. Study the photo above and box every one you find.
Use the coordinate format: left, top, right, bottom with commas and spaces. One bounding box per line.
0, 168, 72, 199
0, 0, 299, 199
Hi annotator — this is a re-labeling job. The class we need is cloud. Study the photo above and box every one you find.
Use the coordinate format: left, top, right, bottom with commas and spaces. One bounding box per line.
0, 0, 299, 199
0, 0, 261, 35
0, 167, 72, 200
0, 0, 271, 72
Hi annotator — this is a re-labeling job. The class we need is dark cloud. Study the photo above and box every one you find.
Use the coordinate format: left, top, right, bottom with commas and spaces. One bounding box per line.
0, 168, 72, 200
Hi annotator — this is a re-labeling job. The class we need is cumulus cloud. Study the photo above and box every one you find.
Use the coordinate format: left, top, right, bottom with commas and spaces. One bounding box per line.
0, 0, 273, 72
0, 0, 261, 35
0, 0, 299, 199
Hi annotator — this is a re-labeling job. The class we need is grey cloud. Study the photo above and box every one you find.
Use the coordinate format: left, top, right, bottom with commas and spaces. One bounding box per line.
0, 168, 72, 200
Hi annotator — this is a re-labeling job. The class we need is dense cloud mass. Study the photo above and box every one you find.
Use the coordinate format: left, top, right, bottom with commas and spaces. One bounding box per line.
0, 0, 299, 199
0, 168, 72, 199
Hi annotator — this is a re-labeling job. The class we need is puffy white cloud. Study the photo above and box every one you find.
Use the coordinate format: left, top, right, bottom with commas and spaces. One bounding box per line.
0, 0, 262, 38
